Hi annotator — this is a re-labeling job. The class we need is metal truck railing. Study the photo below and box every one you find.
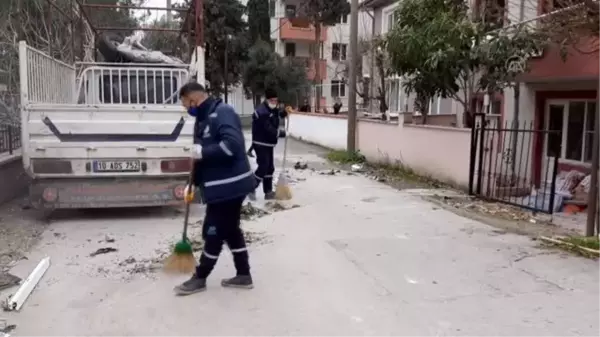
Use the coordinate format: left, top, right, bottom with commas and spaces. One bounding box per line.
75, 65, 189, 105
19, 41, 190, 106
19, 41, 77, 105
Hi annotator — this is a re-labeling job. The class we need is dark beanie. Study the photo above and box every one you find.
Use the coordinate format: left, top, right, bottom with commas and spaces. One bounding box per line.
265, 88, 278, 100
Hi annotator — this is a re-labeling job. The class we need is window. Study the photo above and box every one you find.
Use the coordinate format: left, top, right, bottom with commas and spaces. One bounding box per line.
565, 101, 585, 161
547, 104, 564, 158
584, 102, 597, 162
428, 97, 439, 115
332, 43, 347, 61
331, 80, 346, 97
386, 79, 400, 112
284, 43, 296, 57
385, 10, 398, 33
338, 14, 348, 24
269, 0, 276, 18
545, 0, 578, 12
471, 95, 502, 115
546, 100, 597, 163
285, 4, 296, 18
309, 43, 324, 58
475, 0, 506, 27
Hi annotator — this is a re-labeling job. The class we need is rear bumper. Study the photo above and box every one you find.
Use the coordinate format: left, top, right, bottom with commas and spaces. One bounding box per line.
30, 176, 188, 209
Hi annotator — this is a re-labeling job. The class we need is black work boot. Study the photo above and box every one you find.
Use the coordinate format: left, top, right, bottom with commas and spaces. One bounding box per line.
174, 275, 207, 296
221, 275, 254, 289
264, 191, 276, 200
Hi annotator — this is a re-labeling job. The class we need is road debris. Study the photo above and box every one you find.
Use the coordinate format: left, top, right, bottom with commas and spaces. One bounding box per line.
5, 257, 50, 312
0, 318, 16, 334
265, 201, 300, 212
184, 230, 270, 254
240, 203, 269, 220
0, 274, 20, 292
52, 232, 65, 239
244, 230, 269, 245
294, 162, 308, 170
434, 195, 540, 222
350, 164, 364, 172
89, 247, 118, 257
539, 236, 600, 258
116, 254, 167, 277
102, 235, 115, 243
319, 169, 340, 176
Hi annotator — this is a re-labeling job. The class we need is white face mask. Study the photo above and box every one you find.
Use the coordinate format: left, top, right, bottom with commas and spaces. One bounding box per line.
268, 103, 277, 109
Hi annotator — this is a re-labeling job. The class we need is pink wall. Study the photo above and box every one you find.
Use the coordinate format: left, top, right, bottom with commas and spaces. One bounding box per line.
357, 118, 471, 188
288, 113, 472, 188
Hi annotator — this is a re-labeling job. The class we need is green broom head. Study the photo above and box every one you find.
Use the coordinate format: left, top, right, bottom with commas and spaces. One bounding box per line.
173, 238, 193, 255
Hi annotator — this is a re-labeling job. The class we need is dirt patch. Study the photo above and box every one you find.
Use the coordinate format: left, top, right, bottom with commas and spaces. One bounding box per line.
537, 236, 599, 259
427, 194, 580, 238
325, 152, 445, 190
240, 203, 269, 220
186, 230, 271, 253
0, 198, 49, 273
118, 254, 166, 276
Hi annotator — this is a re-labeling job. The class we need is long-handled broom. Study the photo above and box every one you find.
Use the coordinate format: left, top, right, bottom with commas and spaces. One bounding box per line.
275, 112, 292, 201
163, 131, 199, 274
163, 165, 197, 274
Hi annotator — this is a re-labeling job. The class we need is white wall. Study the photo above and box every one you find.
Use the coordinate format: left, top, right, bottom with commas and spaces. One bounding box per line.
288, 114, 348, 150
228, 85, 255, 115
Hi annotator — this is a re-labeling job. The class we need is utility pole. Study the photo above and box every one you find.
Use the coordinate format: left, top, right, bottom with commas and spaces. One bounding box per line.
224, 35, 230, 103
586, 92, 599, 236
194, 0, 205, 86
166, 0, 172, 23
347, 0, 359, 152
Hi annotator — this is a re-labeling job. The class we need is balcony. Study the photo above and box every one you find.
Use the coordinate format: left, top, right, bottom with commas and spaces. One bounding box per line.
519, 36, 599, 82
279, 18, 327, 42
287, 57, 327, 82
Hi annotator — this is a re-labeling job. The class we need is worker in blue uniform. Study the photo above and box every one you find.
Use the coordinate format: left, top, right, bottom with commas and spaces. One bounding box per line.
175, 82, 255, 296
249, 88, 286, 200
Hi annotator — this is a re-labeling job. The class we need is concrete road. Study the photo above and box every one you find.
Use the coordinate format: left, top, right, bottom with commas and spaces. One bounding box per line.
1, 135, 598, 336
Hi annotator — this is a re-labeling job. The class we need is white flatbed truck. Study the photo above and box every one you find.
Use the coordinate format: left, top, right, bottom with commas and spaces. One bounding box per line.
18, 41, 204, 209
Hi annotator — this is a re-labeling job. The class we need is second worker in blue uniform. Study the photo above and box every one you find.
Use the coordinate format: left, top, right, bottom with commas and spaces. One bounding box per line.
249, 88, 286, 200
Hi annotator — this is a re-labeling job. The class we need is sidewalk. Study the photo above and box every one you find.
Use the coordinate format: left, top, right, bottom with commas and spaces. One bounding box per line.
1, 137, 598, 336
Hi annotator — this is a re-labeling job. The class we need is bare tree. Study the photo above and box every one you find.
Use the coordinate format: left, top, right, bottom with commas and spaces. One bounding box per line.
0, 0, 86, 123
330, 36, 392, 117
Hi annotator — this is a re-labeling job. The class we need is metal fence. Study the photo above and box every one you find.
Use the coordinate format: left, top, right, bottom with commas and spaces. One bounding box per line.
468, 113, 560, 214
0, 124, 21, 155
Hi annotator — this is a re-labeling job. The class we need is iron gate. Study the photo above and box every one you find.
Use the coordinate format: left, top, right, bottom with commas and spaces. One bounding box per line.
468, 113, 561, 214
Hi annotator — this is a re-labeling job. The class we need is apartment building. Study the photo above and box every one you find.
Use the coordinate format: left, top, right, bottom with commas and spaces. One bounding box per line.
269, 0, 372, 111
363, 0, 599, 186
361, 0, 458, 121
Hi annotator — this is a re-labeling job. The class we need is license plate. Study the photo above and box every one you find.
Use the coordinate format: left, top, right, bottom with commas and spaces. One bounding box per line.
93, 160, 141, 172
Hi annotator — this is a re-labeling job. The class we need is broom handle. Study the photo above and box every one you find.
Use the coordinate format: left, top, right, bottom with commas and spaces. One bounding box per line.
183, 117, 199, 241
281, 116, 290, 171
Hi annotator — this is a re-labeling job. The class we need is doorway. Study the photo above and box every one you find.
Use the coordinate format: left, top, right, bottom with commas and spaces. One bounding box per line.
543, 99, 597, 181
